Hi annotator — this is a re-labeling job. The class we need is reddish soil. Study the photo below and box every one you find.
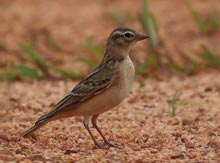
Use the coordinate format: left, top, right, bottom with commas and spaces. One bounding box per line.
0, 0, 220, 162
1, 72, 220, 162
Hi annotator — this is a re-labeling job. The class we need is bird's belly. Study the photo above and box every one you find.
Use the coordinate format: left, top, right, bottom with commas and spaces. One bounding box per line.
74, 85, 127, 116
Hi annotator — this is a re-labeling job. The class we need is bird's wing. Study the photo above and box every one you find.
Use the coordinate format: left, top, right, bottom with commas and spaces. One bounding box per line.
36, 65, 114, 122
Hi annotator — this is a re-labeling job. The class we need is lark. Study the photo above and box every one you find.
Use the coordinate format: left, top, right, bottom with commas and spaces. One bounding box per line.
23, 27, 149, 148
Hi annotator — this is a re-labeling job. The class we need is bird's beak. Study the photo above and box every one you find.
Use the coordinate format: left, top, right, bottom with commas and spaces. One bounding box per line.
136, 33, 150, 41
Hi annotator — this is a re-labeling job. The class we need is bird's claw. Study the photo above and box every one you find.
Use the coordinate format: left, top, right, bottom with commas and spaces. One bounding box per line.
94, 142, 109, 149
94, 141, 122, 149
104, 141, 122, 149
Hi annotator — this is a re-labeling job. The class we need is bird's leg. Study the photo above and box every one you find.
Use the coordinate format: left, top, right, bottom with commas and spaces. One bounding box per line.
91, 115, 121, 148
83, 116, 104, 149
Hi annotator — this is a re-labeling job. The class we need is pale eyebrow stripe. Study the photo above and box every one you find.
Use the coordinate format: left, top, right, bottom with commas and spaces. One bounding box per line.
111, 31, 124, 37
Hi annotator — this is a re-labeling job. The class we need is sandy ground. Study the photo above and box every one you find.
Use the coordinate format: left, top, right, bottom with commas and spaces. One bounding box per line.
0, 72, 220, 163
0, 0, 220, 162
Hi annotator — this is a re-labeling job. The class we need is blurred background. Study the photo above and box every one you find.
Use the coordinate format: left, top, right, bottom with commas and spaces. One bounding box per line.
0, 0, 219, 80
1, 1, 220, 162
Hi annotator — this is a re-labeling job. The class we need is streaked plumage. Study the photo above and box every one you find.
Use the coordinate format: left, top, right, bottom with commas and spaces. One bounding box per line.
23, 27, 149, 148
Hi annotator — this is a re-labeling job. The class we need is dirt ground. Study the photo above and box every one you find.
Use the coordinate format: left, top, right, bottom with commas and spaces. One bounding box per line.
0, 0, 220, 163
0, 72, 220, 162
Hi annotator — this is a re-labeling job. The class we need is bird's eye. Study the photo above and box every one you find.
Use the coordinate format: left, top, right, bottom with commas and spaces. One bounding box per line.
124, 32, 135, 41
125, 32, 131, 38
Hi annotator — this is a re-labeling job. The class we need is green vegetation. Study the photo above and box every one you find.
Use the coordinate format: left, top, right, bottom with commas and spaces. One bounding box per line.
0, 65, 39, 80
0, 0, 220, 81
138, 0, 161, 75
173, 60, 198, 75
185, 0, 207, 34
79, 57, 97, 69
185, 0, 220, 34
0, 42, 84, 80
140, 0, 158, 48
0, 71, 18, 80
171, 92, 179, 116
80, 37, 104, 69
20, 42, 49, 77
136, 60, 148, 75
198, 46, 220, 68
137, 0, 220, 76
13, 65, 40, 79
42, 30, 61, 51
51, 66, 83, 79
84, 37, 104, 59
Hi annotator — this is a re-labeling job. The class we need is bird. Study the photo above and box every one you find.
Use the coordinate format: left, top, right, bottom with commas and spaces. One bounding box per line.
22, 27, 149, 148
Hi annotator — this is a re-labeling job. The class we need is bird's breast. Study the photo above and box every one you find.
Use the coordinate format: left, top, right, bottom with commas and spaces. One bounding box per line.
117, 55, 135, 97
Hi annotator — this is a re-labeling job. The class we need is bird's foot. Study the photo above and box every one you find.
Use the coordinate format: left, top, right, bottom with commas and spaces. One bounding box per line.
94, 141, 122, 149
104, 141, 122, 149
94, 142, 109, 149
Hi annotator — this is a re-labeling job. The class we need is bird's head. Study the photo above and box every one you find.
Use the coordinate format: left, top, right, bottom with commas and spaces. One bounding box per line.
106, 27, 150, 54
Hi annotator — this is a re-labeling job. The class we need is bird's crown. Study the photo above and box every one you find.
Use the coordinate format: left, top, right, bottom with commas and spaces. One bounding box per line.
107, 27, 149, 47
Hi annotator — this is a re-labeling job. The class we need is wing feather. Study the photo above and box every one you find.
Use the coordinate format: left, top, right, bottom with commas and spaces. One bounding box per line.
36, 65, 114, 122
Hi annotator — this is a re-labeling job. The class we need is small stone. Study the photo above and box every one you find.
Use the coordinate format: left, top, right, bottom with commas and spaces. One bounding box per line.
207, 140, 220, 149
182, 119, 193, 126
170, 153, 185, 159
208, 131, 217, 136
64, 149, 79, 155
185, 141, 195, 148
204, 87, 212, 92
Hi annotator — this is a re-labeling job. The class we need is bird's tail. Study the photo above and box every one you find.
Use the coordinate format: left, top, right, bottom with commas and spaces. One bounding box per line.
22, 115, 51, 137
22, 124, 43, 137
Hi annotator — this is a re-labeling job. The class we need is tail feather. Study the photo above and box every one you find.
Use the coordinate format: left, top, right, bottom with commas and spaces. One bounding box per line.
22, 124, 43, 137
22, 107, 59, 138
22, 116, 51, 137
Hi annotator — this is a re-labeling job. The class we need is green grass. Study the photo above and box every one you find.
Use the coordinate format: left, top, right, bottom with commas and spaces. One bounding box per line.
173, 62, 197, 75
13, 65, 40, 79
0, 40, 88, 80
0, 41, 86, 80
19, 42, 50, 77
172, 52, 198, 75
137, 0, 220, 76
0, 70, 18, 80
43, 32, 61, 51
198, 46, 220, 68
80, 37, 103, 69
137, 0, 163, 75
50, 66, 83, 79
185, 0, 220, 34
84, 37, 104, 59
135, 59, 148, 75
139, 0, 158, 48
0, 65, 39, 80
205, 12, 220, 33
171, 92, 179, 116
79, 57, 97, 69
185, 0, 207, 34
1, 1, 220, 80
